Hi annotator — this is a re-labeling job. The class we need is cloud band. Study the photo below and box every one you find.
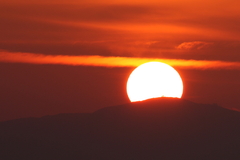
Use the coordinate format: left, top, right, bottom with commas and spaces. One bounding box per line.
1, 51, 240, 70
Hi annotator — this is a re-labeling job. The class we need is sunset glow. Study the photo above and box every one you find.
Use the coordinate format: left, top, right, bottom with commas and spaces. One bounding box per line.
0, 0, 240, 122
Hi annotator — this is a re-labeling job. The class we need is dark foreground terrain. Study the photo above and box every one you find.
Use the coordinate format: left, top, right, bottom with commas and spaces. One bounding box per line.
1, 98, 240, 160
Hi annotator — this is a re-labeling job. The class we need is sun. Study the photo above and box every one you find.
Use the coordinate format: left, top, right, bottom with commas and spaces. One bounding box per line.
127, 62, 183, 102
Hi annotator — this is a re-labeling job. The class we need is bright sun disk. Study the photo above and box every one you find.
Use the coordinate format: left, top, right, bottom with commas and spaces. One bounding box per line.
127, 62, 183, 102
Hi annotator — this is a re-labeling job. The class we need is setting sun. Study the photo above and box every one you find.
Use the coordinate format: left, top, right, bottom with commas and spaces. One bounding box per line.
127, 62, 183, 102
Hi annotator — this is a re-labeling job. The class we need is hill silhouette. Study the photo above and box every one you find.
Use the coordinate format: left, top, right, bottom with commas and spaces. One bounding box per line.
0, 98, 240, 160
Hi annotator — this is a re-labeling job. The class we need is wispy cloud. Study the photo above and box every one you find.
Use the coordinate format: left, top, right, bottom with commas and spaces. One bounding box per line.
1, 51, 240, 70
176, 41, 213, 50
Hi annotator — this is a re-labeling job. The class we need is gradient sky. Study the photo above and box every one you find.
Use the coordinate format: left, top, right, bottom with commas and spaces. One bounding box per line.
0, 0, 240, 121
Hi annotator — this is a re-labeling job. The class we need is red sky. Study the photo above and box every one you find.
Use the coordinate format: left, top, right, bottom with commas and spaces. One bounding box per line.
0, 0, 240, 121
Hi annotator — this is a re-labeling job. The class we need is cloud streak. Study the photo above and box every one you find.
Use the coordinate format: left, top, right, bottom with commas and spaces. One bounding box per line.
1, 51, 240, 70
176, 41, 213, 50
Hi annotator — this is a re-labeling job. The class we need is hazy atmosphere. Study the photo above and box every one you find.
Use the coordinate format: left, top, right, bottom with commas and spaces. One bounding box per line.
1, 0, 240, 121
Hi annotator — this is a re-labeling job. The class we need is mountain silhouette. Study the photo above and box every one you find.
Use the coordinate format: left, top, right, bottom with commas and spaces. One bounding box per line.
0, 98, 240, 160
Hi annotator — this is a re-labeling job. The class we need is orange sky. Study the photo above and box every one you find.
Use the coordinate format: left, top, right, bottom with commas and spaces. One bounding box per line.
1, 0, 240, 62
0, 0, 240, 121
